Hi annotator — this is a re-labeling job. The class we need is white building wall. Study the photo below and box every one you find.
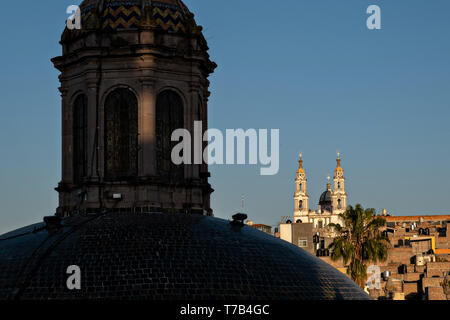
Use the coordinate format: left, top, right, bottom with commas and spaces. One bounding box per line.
280, 224, 292, 244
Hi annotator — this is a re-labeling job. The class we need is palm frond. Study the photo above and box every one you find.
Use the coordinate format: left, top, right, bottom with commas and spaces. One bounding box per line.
327, 204, 389, 288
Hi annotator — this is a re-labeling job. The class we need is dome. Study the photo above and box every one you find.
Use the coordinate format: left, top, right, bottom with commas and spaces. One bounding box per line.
319, 190, 332, 204
0, 212, 370, 300
62, 0, 203, 42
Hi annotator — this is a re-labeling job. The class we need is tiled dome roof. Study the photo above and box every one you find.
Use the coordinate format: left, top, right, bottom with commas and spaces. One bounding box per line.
0, 212, 370, 300
62, 0, 201, 42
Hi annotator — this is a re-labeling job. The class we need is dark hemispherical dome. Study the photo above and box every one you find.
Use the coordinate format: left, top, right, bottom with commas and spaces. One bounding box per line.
0, 212, 370, 300
319, 190, 332, 204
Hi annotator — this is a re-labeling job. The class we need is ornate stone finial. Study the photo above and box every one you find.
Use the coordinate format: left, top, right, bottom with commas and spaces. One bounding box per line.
327, 176, 330, 183
299, 151, 302, 160
337, 150, 340, 159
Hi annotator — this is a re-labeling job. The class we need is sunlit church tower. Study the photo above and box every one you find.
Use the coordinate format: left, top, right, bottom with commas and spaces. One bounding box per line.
293, 152, 309, 223
331, 152, 347, 215
52, 0, 216, 217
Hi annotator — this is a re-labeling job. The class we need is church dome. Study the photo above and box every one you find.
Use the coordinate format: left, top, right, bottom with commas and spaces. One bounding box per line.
319, 190, 332, 204
62, 0, 203, 42
0, 212, 370, 300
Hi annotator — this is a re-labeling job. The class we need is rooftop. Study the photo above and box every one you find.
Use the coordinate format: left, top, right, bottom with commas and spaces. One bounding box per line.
383, 215, 450, 222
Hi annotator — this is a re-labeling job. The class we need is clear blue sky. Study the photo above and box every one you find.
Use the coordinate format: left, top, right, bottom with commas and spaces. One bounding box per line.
1, 0, 449, 234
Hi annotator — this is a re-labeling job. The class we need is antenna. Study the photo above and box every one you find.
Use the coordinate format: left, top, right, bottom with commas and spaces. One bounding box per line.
241, 193, 245, 213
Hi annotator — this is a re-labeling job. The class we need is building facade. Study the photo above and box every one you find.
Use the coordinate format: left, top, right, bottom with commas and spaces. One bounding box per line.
368, 214, 450, 300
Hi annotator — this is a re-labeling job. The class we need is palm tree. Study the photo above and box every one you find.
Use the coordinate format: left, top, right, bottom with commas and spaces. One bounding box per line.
328, 204, 389, 288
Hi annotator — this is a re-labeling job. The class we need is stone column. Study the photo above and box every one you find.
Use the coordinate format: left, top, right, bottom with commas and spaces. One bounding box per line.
189, 82, 201, 180
202, 90, 211, 177
60, 86, 71, 183
140, 78, 156, 176
86, 79, 99, 180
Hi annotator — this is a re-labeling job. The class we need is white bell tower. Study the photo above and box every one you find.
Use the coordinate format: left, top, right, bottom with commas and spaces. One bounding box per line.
293, 152, 309, 222
332, 151, 347, 214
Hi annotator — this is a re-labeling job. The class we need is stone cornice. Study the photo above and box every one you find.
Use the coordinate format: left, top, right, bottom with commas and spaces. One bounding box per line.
139, 77, 156, 87
58, 86, 69, 97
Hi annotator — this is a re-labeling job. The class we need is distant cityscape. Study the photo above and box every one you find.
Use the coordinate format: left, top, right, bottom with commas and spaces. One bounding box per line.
244, 153, 450, 300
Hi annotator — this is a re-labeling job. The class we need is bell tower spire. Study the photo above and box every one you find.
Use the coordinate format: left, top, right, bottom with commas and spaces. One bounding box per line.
298, 152, 304, 171
332, 151, 347, 213
293, 151, 309, 222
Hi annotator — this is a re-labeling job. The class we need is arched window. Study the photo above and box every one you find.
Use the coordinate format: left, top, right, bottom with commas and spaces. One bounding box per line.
338, 182, 341, 189
299, 200, 303, 209
318, 220, 323, 229
73, 94, 87, 183
338, 199, 342, 209
156, 90, 184, 180
104, 88, 138, 180
300, 183, 302, 191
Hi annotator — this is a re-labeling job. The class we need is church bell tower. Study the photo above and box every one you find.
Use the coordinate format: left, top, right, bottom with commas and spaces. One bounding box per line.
293, 152, 309, 222
332, 152, 347, 213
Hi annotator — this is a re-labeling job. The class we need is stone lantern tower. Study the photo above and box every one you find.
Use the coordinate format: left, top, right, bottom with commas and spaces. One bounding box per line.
52, 0, 216, 217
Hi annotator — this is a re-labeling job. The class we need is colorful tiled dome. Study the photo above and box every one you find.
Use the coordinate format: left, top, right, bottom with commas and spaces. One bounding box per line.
63, 0, 200, 42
